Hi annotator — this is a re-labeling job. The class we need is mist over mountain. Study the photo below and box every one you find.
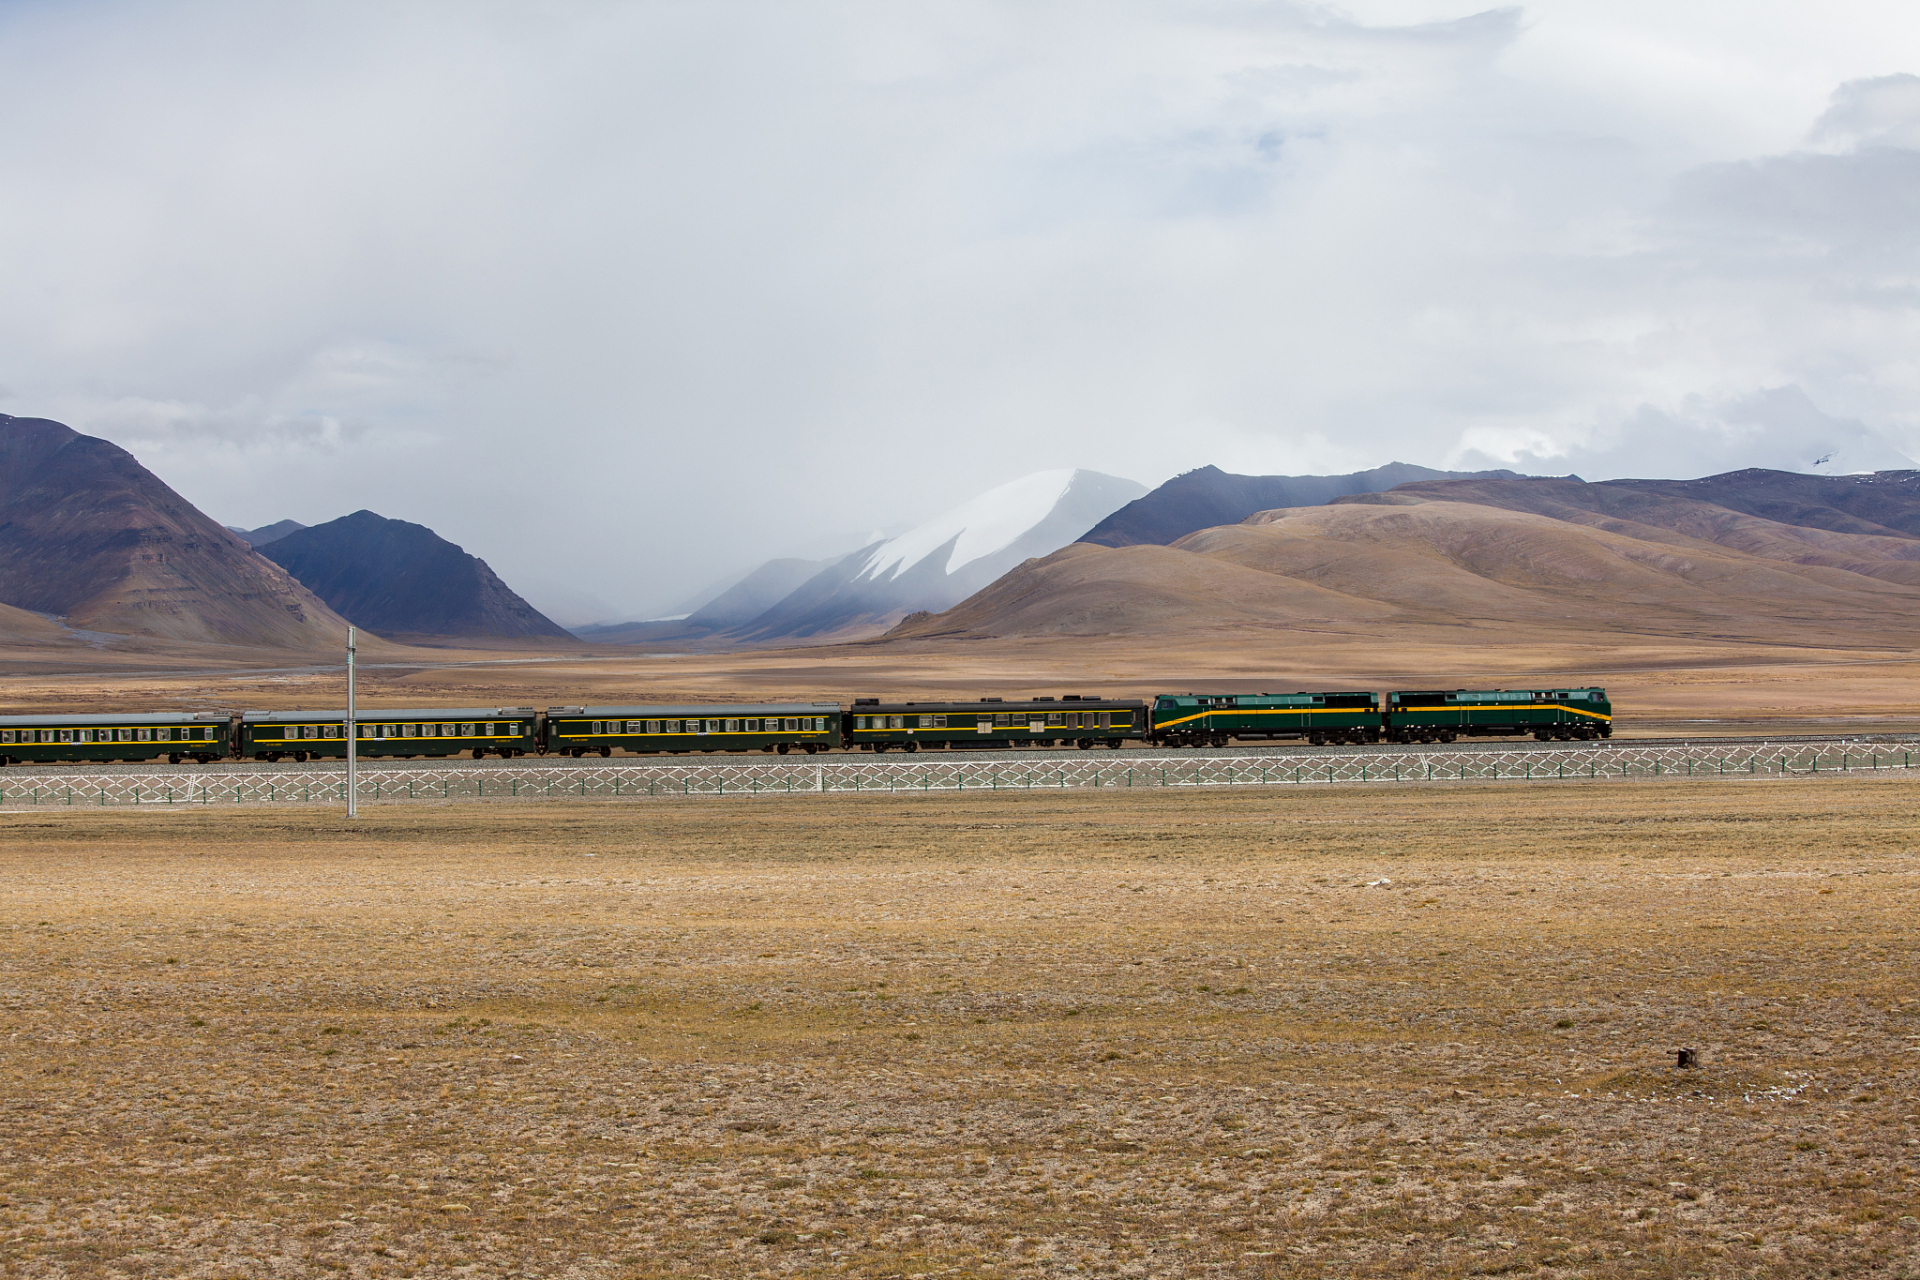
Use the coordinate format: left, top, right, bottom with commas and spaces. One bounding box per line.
0, 414, 349, 648
1079, 463, 1521, 549
261, 510, 572, 643
720, 469, 1145, 641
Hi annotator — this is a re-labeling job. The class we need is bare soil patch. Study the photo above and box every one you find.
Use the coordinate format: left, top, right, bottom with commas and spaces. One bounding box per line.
3, 780, 1919, 1278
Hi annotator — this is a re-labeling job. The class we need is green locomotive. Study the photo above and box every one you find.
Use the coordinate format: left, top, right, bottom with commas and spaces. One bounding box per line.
545, 704, 842, 756
0, 712, 229, 765
1148, 691, 1381, 747
1382, 688, 1611, 742
846, 695, 1142, 752
241, 708, 538, 761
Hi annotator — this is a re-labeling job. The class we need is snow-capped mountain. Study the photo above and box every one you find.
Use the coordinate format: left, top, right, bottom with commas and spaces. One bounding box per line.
730, 469, 1146, 640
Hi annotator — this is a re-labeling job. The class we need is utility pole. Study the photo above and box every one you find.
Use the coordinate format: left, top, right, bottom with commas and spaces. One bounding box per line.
345, 626, 357, 817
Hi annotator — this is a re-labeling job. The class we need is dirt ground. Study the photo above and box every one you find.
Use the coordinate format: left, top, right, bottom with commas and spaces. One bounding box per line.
3, 778, 1919, 1279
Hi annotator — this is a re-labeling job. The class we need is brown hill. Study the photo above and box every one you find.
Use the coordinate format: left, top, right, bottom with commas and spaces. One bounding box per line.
0, 414, 353, 647
1335, 475, 1920, 586
888, 498, 1920, 649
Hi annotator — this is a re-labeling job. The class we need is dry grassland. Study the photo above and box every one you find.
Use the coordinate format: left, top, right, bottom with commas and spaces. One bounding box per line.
3, 779, 1919, 1279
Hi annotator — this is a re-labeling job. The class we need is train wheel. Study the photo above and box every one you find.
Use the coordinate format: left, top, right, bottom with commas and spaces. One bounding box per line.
776, 743, 790, 755
805, 744, 820, 755
1076, 738, 1092, 749
1533, 730, 1549, 741
600, 746, 612, 758
1440, 731, 1457, 743
904, 740, 919, 753
168, 753, 181, 765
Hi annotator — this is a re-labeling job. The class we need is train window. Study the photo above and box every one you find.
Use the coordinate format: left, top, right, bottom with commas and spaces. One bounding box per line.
408, 724, 422, 737
0, 731, 10, 744
931, 715, 947, 728
643, 720, 659, 734
993, 714, 1011, 728
1046, 713, 1064, 727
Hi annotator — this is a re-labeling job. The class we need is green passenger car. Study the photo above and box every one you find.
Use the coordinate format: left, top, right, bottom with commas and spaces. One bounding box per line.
846, 696, 1143, 752
0, 712, 231, 765
1383, 688, 1612, 743
240, 708, 538, 761
544, 704, 842, 757
1148, 692, 1381, 747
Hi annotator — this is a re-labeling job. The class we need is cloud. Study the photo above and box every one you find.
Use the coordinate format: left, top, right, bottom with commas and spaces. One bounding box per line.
1813, 73, 1920, 151
0, 2, 1916, 615
1458, 385, 1914, 480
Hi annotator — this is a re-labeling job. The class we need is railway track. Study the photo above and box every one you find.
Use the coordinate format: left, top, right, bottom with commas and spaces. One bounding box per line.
7, 730, 1917, 778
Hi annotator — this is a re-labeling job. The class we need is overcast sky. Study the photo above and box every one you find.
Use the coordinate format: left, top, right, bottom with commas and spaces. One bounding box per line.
3, 1, 1917, 620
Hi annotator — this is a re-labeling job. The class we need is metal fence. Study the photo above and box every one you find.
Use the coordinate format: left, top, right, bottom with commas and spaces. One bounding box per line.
0, 742, 1913, 810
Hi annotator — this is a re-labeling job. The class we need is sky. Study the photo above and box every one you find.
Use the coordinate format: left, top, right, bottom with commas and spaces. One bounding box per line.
2, 0, 1917, 621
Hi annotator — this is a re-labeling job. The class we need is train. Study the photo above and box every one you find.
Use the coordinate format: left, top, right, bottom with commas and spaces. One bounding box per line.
0, 687, 1611, 766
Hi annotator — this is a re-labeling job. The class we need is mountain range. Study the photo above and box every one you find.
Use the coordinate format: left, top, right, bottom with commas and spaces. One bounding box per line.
888, 468, 1920, 650
0, 414, 349, 649
1078, 462, 1519, 547
0, 414, 568, 651
12, 404, 1920, 661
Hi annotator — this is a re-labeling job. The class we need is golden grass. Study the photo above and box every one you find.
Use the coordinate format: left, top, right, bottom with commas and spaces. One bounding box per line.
3, 779, 1919, 1278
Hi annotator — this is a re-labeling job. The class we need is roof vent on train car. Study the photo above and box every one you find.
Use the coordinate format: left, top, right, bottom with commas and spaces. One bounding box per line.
980, 697, 1002, 703
497, 706, 535, 713
1033, 696, 1054, 702
854, 698, 880, 705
